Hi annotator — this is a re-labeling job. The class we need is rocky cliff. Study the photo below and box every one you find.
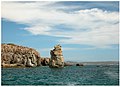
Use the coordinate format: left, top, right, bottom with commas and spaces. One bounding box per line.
49, 44, 64, 68
1, 43, 41, 67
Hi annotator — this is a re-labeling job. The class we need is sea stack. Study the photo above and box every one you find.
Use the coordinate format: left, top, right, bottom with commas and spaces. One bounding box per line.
49, 44, 64, 68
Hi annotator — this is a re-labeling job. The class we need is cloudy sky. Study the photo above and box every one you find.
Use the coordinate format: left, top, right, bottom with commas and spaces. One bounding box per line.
1, 1, 119, 62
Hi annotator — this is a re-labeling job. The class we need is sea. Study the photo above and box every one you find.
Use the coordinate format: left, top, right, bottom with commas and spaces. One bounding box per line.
1, 65, 119, 85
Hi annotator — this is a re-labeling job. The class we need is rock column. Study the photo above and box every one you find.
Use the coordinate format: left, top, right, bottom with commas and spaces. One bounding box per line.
49, 44, 64, 68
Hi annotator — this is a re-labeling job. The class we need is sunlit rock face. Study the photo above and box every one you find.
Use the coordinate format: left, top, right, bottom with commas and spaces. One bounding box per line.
1, 43, 41, 67
49, 44, 64, 68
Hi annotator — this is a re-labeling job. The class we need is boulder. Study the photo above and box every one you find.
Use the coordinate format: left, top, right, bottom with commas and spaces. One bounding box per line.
1, 43, 41, 67
49, 44, 64, 68
76, 63, 84, 66
40, 57, 50, 66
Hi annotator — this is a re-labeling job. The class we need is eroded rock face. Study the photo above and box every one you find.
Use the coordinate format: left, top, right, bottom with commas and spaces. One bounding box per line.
49, 44, 64, 68
1, 43, 41, 67
41, 57, 50, 66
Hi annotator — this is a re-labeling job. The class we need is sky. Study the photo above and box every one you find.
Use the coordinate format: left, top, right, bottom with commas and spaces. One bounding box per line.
1, 1, 119, 62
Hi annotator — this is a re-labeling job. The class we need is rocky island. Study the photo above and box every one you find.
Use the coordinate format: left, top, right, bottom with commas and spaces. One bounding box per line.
1, 43, 65, 68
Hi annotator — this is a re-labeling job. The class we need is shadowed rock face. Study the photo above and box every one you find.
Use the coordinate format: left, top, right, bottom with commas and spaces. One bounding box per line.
1, 43, 41, 67
40, 57, 50, 66
49, 44, 64, 68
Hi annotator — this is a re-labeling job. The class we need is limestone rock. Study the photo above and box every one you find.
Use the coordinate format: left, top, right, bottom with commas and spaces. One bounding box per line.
41, 57, 50, 66
49, 44, 64, 68
1, 43, 41, 67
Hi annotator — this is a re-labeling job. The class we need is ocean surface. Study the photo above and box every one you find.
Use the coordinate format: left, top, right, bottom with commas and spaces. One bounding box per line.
1, 65, 119, 85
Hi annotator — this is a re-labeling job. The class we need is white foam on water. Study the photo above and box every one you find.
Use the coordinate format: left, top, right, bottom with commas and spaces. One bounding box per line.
66, 82, 78, 86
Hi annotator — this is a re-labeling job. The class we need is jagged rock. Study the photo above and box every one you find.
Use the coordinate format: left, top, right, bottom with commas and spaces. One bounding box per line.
49, 44, 64, 68
1, 43, 41, 67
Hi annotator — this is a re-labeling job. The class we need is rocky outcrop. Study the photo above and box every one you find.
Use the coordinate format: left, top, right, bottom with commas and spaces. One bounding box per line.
76, 63, 84, 66
49, 44, 64, 68
1, 43, 41, 67
40, 57, 50, 66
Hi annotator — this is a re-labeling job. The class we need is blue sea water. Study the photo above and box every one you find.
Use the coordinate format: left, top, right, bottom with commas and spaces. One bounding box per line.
1, 65, 119, 85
